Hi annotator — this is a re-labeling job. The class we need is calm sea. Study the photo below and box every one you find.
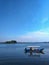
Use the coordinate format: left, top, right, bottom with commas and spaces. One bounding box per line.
0, 42, 49, 65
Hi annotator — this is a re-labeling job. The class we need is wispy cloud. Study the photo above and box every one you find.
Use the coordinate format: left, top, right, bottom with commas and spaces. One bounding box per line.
17, 28, 49, 42
2, 27, 49, 42
41, 18, 48, 24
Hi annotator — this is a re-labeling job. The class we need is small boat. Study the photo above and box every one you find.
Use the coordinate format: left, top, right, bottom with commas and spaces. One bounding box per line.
24, 46, 44, 53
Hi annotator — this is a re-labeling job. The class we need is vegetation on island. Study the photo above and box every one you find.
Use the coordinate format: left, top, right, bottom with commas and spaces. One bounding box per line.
5, 40, 17, 44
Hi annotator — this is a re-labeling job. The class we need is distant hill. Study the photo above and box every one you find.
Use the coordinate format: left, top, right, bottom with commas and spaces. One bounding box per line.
5, 40, 17, 44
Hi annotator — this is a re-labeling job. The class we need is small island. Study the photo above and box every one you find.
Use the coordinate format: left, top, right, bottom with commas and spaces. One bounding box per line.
5, 40, 17, 44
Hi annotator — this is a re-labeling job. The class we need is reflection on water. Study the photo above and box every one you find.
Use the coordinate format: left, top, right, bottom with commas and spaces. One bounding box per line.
28, 53, 41, 57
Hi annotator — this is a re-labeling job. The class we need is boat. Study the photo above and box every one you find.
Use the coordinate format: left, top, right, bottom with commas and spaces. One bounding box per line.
24, 46, 44, 53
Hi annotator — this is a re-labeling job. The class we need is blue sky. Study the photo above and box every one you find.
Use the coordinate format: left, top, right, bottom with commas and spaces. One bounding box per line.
0, 0, 49, 42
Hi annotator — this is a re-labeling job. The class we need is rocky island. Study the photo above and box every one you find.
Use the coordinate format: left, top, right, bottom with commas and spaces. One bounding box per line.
5, 40, 17, 44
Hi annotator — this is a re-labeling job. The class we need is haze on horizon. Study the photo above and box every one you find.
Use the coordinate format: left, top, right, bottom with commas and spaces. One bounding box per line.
0, 0, 49, 42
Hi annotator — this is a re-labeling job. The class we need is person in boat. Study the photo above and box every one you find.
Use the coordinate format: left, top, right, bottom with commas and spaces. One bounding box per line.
30, 47, 32, 51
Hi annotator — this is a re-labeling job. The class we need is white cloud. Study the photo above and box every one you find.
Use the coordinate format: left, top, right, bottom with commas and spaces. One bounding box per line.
2, 28, 49, 42
40, 27, 49, 32
17, 29, 49, 42
2, 27, 49, 42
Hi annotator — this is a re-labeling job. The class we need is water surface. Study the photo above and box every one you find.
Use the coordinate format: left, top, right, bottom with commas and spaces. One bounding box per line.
0, 42, 49, 65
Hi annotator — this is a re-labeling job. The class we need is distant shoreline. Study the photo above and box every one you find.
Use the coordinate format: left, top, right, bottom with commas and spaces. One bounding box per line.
0, 42, 49, 44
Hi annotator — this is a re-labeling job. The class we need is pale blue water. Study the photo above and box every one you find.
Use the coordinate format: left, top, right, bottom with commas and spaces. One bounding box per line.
0, 42, 49, 65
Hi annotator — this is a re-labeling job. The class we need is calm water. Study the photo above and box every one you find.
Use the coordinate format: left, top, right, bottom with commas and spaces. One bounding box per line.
0, 42, 49, 65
